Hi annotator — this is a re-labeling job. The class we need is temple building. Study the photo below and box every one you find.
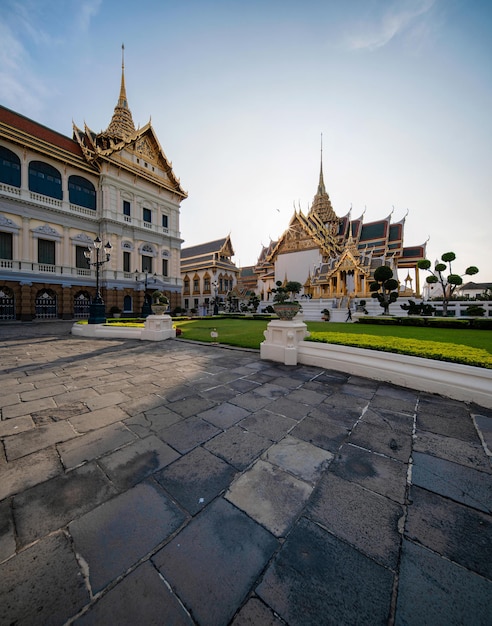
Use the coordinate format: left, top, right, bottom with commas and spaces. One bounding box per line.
0, 47, 186, 321
180, 235, 239, 314
255, 152, 426, 302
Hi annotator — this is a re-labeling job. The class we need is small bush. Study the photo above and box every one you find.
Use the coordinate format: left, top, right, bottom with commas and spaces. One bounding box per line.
471, 318, 492, 330
357, 316, 400, 325
426, 318, 470, 329
399, 317, 426, 326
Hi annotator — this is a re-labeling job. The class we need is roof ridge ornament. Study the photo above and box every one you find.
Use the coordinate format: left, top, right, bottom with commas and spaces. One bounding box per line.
105, 43, 136, 140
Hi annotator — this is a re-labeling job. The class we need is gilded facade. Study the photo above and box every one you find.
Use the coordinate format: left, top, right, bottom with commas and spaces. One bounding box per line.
255, 154, 426, 301
0, 51, 186, 321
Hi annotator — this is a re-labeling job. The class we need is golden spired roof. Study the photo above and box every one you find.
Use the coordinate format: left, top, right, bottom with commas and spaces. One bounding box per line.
105, 44, 136, 139
309, 134, 338, 224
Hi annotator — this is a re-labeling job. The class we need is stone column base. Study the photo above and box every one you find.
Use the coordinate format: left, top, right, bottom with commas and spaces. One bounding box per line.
140, 314, 176, 341
260, 319, 309, 365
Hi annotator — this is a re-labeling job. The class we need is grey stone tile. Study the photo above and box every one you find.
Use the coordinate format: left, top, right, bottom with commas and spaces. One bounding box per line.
406, 485, 492, 578
231, 597, 284, 626
31, 401, 90, 424
349, 420, 413, 463
413, 430, 491, 473
260, 396, 312, 420
0, 447, 63, 501
198, 402, 251, 428
58, 422, 137, 469
284, 387, 327, 406
20, 384, 67, 402
340, 382, 375, 399
369, 394, 417, 414
226, 459, 313, 537
290, 414, 351, 453
75, 561, 193, 625
263, 435, 333, 483
200, 385, 240, 402
4, 420, 78, 461
307, 471, 404, 570
395, 539, 492, 626
0, 415, 34, 437
321, 391, 369, 416
2, 396, 57, 419
257, 517, 394, 626
374, 383, 419, 404
153, 498, 278, 626
13, 462, 117, 547
361, 406, 415, 435
123, 406, 184, 437
474, 412, 492, 453
155, 447, 236, 515
0, 499, 16, 563
158, 416, 222, 454
307, 403, 361, 427
412, 451, 492, 512
70, 481, 185, 594
69, 406, 129, 432
204, 426, 271, 470
330, 444, 408, 504
98, 435, 180, 489
231, 389, 280, 412
165, 394, 217, 418
240, 410, 297, 441
0, 532, 89, 626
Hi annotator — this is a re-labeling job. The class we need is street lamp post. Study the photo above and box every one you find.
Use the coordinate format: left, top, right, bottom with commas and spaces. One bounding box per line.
212, 280, 219, 315
135, 269, 157, 317
85, 237, 112, 324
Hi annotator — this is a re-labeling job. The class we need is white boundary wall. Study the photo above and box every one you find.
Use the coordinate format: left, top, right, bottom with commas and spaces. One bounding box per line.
260, 320, 492, 409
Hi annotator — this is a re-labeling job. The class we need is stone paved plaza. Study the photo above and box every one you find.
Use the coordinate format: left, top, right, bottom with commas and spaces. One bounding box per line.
0, 321, 491, 625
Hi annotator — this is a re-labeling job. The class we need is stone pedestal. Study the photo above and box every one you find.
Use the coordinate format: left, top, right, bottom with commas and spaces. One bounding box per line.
260, 319, 309, 365
140, 314, 176, 341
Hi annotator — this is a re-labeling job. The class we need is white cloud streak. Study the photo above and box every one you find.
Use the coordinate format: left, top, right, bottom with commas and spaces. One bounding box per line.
346, 0, 438, 51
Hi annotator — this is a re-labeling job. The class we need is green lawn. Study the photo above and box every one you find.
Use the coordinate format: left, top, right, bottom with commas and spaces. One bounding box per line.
174, 318, 492, 369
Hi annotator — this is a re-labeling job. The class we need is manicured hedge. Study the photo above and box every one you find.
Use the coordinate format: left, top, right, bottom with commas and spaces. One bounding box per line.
357, 316, 491, 330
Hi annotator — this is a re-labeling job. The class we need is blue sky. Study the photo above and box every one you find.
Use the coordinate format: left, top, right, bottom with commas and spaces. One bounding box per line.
1, 0, 491, 280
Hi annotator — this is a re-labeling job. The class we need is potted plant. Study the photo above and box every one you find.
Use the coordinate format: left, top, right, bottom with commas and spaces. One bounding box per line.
151, 290, 169, 315
271, 280, 302, 320
109, 305, 122, 318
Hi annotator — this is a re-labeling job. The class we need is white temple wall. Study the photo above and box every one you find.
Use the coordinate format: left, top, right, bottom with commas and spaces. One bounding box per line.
275, 249, 322, 289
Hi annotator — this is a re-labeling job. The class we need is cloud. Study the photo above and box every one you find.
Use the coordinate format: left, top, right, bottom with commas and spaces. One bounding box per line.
346, 0, 438, 51
78, 0, 103, 32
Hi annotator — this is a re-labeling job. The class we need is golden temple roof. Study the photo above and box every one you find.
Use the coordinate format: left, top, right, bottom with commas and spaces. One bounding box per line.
105, 44, 136, 140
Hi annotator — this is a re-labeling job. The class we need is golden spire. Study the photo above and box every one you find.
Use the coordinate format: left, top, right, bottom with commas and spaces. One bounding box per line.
309, 133, 338, 223
105, 44, 136, 139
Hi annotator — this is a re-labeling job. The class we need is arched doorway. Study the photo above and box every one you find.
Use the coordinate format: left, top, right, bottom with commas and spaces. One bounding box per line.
0, 286, 15, 320
73, 291, 91, 318
35, 289, 58, 319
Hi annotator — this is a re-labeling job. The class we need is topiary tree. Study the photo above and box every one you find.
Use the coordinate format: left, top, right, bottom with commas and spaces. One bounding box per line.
417, 252, 479, 316
369, 266, 399, 315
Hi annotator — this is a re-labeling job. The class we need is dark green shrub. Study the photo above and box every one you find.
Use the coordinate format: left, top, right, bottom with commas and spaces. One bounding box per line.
357, 316, 400, 325
471, 318, 492, 330
466, 305, 486, 317
400, 317, 426, 326
427, 318, 470, 329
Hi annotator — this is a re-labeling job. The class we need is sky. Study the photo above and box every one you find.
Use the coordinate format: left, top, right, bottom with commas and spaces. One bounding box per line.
1, 0, 491, 281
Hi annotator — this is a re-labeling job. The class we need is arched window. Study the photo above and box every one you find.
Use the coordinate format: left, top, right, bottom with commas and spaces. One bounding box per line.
123, 295, 132, 312
0, 146, 21, 188
29, 161, 62, 199
68, 175, 96, 210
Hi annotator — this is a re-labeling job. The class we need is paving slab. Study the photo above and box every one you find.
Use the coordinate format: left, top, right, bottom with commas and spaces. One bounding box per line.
258, 396, 312, 420
290, 413, 353, 453
0, 415, 34, 437
262, 435, 333, 483
226, 459, 313, 537
256, 517, 394, 626
239, 410, 297, 441
0, 447, 63, 500
349, 419, 413, 463
158, 415, 222, 453
198, 402, 251, 429
153, 497, 278, 626
31, 401, 90, 424
155, 446, 237, 515
0, 499, 16, 563
2, 396, 57, 419
307, 471, 404, 570
406, 485, 492, 578
75, 561, 193, 626
417, 402, 481, 442
231, 597, 284, 626
395, 538, 492, 626
58, 422, 137, 469
204, 425, 271, 470
13, 462, 117, 547
0, 532, 89, 626
68, 405, 129, 432
124, 405, 183, 437
3, 419, 77, 461
69, 481, 186, 594
361, 406, 415, 435
412, 451, 492, 512
474, 411, 492, 454
413, 429, 492, 473
97, 434, 180, 489
330, 443, 409, 504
